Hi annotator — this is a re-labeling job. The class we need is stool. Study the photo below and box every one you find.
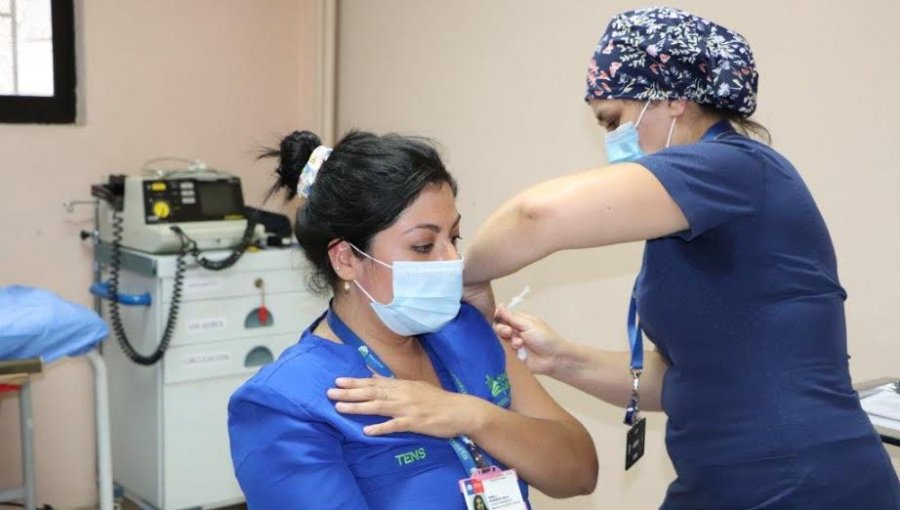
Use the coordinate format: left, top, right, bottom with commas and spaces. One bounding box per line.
0, 358, 43, 510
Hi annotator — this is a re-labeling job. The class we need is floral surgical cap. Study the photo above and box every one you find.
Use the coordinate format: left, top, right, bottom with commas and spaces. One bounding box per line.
585, 6, 759, 116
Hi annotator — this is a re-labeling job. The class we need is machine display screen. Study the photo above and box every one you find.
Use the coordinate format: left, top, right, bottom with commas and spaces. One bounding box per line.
199, 181, 243, 217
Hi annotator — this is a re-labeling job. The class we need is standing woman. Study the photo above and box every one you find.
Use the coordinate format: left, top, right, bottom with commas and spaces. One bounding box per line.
464, 7, 899, 510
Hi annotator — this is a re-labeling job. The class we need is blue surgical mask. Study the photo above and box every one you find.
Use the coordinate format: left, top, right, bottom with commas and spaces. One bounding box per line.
605, 100, 653, 164
605, 100, 677, 164
349, 245, 463, 336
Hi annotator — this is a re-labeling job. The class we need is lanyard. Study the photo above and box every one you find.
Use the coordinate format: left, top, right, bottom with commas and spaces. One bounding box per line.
624, 289, 644, 426
627, 296, 644, 373
326, 309, 490, 474
624, 120, 737, 427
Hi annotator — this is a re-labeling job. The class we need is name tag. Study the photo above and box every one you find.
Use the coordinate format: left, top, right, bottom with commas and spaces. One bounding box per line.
625, 416, 646, 470
459, 468, 527, 510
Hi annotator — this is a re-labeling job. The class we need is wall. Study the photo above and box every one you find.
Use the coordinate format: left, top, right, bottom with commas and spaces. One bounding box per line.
336, 1, 900, 508
0, 1, 321, 507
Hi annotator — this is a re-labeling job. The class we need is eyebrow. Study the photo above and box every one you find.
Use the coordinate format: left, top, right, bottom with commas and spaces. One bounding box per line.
404, 214, 462, 234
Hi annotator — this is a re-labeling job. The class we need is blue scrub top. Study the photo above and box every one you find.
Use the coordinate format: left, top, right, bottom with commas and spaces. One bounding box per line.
228, 303, 529, 509
636, 123, 900, 509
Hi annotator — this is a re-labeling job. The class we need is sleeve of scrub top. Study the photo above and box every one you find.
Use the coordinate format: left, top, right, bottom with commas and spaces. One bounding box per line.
229, 383, 370, 509
637, 141, 765, 241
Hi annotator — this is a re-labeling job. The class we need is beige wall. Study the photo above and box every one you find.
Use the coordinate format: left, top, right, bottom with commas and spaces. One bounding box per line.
337, 0, 900, 508
0, 1, 320, 507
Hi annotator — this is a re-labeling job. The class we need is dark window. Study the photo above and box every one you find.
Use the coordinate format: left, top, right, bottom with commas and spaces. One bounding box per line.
0, 0, 75, 123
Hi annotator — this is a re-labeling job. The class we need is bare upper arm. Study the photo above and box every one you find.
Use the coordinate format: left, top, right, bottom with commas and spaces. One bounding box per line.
520, 163, 689, 254
501, 335, 578, 422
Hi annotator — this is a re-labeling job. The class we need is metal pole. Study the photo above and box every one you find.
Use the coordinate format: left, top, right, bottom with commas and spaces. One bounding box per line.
9, 0, 17, 94
87, 351, 114, 510
19, 379, 36, 510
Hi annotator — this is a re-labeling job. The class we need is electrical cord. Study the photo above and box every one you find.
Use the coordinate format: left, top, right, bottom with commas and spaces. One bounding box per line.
104, 187, 259, 364
106, 210, 257, 364
140, 156, 206, 175
170, 209, 260, 271
106, 212, 187, 365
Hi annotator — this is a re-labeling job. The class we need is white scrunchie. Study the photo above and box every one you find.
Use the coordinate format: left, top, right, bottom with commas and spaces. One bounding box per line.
297, 145, 333, 199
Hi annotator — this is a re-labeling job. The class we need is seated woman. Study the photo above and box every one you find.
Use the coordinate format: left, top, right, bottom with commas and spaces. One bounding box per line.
228, 130, 598, 509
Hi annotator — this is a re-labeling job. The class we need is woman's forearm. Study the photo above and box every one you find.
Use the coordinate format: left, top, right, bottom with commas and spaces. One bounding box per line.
464, 398, 597, 498
550, 344, 667, 412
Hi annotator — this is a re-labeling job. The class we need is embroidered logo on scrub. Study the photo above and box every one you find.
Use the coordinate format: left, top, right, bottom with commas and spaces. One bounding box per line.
486, 373, 511, 407
395, 447, 427, 466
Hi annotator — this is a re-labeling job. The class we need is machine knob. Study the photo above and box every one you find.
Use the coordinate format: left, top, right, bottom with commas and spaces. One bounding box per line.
153, 201, 171, 218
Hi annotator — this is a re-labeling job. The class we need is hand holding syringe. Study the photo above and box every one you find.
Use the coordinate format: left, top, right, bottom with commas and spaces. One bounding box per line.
504, 286, 531, 361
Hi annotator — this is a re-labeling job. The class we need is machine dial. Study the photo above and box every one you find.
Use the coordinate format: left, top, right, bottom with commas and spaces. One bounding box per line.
152, 201, 171, 219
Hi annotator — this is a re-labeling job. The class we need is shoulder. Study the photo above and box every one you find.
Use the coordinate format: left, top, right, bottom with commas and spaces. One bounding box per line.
229, 332, 367, 416
430, 303, 500, 352
426, 304, 510, 405
641, 135, 767, 176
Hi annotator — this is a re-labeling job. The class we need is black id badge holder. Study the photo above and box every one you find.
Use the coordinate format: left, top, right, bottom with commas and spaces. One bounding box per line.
624, 368, 645, 470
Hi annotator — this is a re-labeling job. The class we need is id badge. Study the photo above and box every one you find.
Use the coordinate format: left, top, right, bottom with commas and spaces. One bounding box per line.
459, 467, 527, 510
625, 416, 646, 470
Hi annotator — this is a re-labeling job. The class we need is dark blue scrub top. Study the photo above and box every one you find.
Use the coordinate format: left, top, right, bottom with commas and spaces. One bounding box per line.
228, 304, 529, 509
636, 123, 899, 509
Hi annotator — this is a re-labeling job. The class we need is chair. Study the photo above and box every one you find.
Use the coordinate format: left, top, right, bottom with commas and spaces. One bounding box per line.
0, 358, 41, 508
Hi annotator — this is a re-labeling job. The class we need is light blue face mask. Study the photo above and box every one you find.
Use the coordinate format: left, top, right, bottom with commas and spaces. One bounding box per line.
605, 100, 677, 164
349, 245, 463, 337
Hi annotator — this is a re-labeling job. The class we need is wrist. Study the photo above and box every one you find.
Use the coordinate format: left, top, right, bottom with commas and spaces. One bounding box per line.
547, 340, 587, 381
456, 394, 495, 437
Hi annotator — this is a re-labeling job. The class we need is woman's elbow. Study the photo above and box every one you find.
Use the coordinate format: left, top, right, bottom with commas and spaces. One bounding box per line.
512, 194, 559, 252
545, 464, 598, 498
549, 439, 598, 497
573, 430, 599, 495
515, 193, 551, 227
571, 450, 599, 496
514, 191, 583, 258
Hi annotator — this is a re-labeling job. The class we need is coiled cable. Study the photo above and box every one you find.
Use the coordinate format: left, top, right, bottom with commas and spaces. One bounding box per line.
106, 212, 187, 365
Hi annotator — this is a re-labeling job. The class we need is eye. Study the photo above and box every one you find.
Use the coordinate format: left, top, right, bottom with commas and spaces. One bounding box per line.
451, 235, 462, 247
599, 119, 616, 132
412, 244, 434, 254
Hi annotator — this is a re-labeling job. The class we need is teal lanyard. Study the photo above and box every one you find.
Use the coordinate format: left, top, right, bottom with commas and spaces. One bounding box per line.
326, 309, 490, 474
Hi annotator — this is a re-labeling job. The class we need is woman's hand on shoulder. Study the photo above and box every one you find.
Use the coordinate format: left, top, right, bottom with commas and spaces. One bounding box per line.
327, 375, 488, 438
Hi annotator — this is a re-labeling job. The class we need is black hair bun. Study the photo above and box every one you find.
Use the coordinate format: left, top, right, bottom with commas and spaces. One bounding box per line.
273, 130, 321, 199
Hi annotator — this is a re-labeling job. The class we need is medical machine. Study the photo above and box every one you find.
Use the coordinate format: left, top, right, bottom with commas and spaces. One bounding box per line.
93, 170, 263, 255
81, 164, 327, 509
90, 167, 266, 365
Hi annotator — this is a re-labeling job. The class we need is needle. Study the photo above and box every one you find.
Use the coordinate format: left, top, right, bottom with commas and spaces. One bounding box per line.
506, 286, 531, 361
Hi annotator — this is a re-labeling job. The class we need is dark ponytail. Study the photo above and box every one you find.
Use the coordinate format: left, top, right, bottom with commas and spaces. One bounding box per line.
261, 129, 457, 294
260, 130, 322, 201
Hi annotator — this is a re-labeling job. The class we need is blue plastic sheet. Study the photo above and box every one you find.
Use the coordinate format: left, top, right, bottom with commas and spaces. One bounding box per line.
0, 285, 108, 363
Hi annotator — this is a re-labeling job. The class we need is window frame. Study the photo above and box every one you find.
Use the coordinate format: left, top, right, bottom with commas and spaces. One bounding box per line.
0, 0, 76, 124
